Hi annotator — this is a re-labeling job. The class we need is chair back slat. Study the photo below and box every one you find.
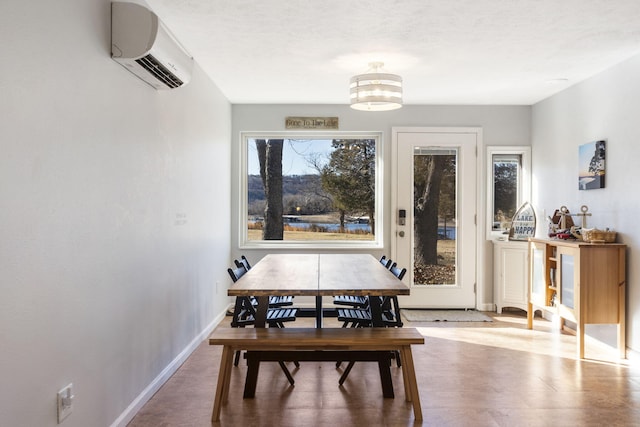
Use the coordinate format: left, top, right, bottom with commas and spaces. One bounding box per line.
390, 265, 406, 281
228, 265, 247, 282
235, 255, 252, 271
379, 255, 393, 269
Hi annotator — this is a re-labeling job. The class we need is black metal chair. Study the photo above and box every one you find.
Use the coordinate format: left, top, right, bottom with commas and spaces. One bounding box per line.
236, 256, 295, 308
381, 264, 406, 328
337, 299, 373, 328
227, 265, 298, 381
234, 255, 252, 271
333, 255, 392, 309
338, 264, 407, 381
379, 255, 393, 269
227, 266, 298, 328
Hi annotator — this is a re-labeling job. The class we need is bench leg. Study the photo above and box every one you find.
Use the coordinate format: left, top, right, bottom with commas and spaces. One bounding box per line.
400, 345, 422, 421
222, 347, 234, 403
212, 345, 234, 422
398, 347, 411, 402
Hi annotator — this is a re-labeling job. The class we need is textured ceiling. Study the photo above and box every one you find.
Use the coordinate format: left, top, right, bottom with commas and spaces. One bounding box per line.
146, 0, 640, 105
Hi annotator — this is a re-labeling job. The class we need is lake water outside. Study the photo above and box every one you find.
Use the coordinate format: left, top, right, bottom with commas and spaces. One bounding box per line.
248, 218, 456, 240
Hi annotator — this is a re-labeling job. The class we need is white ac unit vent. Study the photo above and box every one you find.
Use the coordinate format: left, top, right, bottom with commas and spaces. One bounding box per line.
111, 2, 193, 90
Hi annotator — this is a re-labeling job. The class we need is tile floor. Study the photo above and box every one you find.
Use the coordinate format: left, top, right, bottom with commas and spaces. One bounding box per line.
128, 311, 640, 426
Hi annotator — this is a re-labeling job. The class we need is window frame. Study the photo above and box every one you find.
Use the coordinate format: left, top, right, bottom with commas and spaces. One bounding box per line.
239, 131, 384, 249
485, 145, 531, 240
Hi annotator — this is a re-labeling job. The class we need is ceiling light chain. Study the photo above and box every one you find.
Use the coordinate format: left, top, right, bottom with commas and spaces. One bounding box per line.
350, 62, 403, 111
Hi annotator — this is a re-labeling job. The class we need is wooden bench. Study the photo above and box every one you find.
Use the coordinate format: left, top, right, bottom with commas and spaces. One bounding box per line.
209, 327, 424, 421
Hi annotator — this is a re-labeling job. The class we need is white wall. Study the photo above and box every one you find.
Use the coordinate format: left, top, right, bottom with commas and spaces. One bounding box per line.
0, 1, 231, 426
232, 104, 531, 310
532, 53, 640, 353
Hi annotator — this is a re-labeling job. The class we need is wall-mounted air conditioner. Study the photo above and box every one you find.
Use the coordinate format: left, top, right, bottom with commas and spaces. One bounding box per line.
111, 2, 193, 90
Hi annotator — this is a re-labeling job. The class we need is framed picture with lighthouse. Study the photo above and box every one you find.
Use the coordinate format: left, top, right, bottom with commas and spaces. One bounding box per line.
579, 140, 606, 190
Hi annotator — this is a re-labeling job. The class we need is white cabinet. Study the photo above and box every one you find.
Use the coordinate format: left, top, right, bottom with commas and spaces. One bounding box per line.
493, 240, 529, 314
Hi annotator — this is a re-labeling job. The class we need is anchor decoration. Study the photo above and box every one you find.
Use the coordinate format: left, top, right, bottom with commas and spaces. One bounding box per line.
548, 205, 591, 240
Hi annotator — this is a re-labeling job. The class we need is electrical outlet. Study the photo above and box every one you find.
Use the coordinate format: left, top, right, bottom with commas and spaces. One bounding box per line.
57, 383, 74, 423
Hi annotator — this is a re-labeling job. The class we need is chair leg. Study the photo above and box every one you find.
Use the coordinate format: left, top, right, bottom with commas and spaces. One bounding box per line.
233, 350, 241, 366
338, 361, 356, 385
278, 361, 295, 385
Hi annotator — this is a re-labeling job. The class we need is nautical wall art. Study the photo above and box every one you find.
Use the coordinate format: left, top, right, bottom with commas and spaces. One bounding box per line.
578, 140, 605, 190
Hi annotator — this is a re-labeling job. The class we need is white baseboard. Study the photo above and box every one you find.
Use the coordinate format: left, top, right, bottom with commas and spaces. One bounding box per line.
478, 303, 494, 312
109, 308, 227, 427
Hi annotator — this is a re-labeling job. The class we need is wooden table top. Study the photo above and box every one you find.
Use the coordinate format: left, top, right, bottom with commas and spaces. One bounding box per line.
227, 253, 410, 297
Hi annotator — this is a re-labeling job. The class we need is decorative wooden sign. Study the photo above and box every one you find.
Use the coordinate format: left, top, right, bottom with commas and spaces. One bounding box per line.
509, 202, 536, 241
285, 116, 339, 129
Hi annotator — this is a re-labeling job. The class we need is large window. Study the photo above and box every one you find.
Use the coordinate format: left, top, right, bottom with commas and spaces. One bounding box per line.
486, 146, 531, 239
240, 132, 383, 248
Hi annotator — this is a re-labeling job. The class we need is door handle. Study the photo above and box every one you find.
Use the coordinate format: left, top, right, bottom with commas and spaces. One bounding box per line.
398, 230, 405, 237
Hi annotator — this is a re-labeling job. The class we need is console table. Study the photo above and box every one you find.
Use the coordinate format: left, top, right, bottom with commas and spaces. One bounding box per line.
527, 238, 626, 359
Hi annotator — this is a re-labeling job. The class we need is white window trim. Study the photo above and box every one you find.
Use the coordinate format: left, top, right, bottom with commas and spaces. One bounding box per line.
239, 131, 384, 249
486, 145, 531, 240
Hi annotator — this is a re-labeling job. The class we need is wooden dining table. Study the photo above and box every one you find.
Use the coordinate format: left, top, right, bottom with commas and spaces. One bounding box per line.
226, 253, 414, 400
227, 253, 411, 328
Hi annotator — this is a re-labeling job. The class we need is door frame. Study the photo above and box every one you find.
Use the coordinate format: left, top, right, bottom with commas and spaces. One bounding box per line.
390, 127, 488, 310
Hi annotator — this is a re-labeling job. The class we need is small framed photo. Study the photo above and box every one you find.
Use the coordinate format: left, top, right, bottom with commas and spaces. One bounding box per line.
578, 140, 605, 190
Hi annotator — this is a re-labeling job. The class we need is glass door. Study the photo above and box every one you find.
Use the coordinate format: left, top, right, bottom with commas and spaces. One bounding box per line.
393, 130, 477, 308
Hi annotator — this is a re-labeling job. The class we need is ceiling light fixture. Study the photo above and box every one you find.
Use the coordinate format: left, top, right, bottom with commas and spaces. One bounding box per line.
350, 62, 403, 111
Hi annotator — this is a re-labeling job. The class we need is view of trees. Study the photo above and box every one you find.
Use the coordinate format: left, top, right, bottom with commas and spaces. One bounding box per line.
493, 159, 518, 226
412, 152, 457, 285
251, 138, 376, 240
255, 139, 284, 240
413, 154, 456, 265
248, 175, 333, 216
251, 137, 459, 284
320, 139, 376, 234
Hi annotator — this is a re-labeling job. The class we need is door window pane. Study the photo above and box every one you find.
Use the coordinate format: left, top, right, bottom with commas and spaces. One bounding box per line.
492, 154, 522, 233
413, 147, 457, 285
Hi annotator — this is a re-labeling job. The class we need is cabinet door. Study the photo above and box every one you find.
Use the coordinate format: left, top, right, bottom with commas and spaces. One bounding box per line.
495, 241, 528, 312
560, 253, 575, 308
557, 246, 577, 321
529, 242, 547, 307
503, 244, 528, 304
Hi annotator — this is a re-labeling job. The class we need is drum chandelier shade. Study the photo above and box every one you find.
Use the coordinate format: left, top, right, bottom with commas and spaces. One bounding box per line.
350, 62, 403, 111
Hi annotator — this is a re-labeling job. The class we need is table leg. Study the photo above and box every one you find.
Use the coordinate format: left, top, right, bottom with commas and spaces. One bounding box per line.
369, 295, 384, 327
243, 351, 261, 398
255, 296, 269, 328
619, 281, 626, 359
377, 353, 394, 398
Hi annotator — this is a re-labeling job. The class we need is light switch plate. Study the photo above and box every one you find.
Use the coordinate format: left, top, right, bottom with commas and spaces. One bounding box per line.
57, 383, 74, 423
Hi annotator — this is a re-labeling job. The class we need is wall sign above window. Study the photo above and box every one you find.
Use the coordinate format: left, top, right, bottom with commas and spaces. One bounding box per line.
285, 117, 339, 129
